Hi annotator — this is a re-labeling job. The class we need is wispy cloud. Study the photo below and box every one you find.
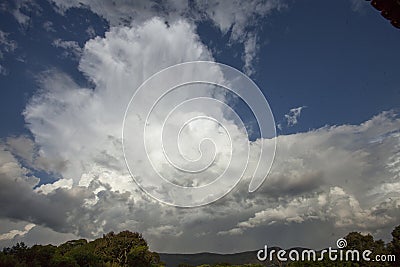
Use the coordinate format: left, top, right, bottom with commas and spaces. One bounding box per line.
349, 0, 369, 13
284, 106, 306, 127
52, 39, 82, 59
43, 21, 55, 32
0, 30, 17, 56
0, 30, 17, 75
0, 224, 35, 241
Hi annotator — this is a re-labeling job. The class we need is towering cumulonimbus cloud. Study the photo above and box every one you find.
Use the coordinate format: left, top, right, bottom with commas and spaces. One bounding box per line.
0, 0, 399, 254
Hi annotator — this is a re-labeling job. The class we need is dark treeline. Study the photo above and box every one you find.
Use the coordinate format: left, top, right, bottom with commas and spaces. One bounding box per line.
0, 225, 399, 267
0, 231, 162, 267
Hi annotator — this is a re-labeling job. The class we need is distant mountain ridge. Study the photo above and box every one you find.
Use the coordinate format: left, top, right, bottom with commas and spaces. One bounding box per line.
159, 250, 261, 267
159, 247, 298, 266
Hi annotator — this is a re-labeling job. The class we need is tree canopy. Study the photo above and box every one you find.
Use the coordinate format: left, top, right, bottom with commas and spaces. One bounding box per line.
0, 231, 162, 267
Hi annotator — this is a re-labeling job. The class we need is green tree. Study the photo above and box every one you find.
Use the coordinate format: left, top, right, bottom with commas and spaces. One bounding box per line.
345, 232, 390, 267
0, 252, 20, 267
57, 239, 88, 256
91, 230, 162, 266
27, 244, 57, 267
0, 230, 163, 267
50, 254, 79, 267
389, 224, 399, 266
1, 242, 29, 266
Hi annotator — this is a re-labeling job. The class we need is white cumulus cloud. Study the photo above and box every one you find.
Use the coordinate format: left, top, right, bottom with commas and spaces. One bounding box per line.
0, 6, 398, 253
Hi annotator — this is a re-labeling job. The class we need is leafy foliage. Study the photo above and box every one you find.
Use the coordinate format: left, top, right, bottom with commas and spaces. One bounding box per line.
389, 224, 400, 263
0, 231, 163, 267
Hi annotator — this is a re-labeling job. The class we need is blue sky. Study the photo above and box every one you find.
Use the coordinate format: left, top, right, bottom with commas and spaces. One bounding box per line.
0, 0, 399, 254
2, 0, 399, 137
